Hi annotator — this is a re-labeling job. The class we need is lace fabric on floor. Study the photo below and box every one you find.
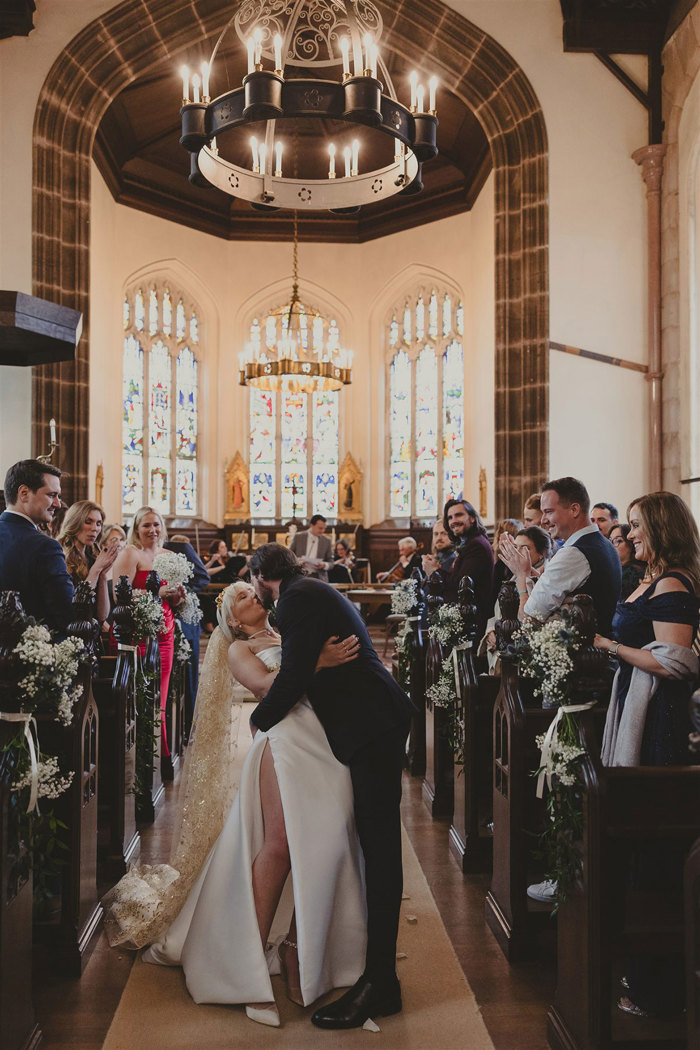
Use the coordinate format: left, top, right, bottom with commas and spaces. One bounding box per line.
103, 627, 246, 949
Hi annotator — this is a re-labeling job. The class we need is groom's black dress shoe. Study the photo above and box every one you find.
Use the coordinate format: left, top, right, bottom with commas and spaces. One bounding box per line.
311, 975, 402, 1029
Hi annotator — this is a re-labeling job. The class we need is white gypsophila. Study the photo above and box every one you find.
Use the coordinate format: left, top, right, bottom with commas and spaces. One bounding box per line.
535, 734, 585, 787
426, 667, 457, 710
522, 620, 575, 706
395, 619, 412, 653
175, 632, 192, 662
132, 591, 166, 638
178, 591, 202, 625
428, 603, 464, 646
12, 755, 74, 800
153, 550, 194, 588
391, 578, 418, 615
14, 627, 86, 723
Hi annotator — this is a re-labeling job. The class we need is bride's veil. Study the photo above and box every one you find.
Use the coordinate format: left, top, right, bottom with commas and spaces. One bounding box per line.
103, 591, 250, 949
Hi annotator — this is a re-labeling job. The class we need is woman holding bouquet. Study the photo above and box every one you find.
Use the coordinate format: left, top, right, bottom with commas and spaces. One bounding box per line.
112, 507, 186, 766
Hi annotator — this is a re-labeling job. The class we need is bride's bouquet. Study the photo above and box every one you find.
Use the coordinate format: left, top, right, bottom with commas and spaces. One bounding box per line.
153, 551, 203, 625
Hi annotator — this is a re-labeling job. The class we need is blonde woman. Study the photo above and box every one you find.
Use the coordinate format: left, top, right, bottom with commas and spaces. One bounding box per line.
58, 500, 118, 622
105, 580, 363, 1029
112, 507, 187, 765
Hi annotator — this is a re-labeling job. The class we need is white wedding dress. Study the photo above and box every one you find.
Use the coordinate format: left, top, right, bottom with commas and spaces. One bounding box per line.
142, 645, 367, 1008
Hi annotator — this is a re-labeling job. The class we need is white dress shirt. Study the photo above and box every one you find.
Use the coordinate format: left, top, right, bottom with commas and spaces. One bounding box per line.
523, 524, 599, 622
5, 509, 38, 529
306, 532, 319, 561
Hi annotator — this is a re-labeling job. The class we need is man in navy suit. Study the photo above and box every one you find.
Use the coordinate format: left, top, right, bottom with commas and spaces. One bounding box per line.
0, 459, 113, 633
249, 542, 412, 1030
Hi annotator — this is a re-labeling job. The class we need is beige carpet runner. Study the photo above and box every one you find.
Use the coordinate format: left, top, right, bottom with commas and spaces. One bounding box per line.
102, 827, 494, 1050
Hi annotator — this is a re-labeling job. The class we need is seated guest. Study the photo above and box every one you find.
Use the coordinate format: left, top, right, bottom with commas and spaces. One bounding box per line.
290, 514, 334, 581
58, 499, 118, 623
376, 536, 422, 582
329, 539, 355, 583
205, 539, 248, 583
499, 476, 621, 635
596, 491, 700, 1018
440, 499, 495, 639
522, 493, 543, 527
609, 523, 645, 600
0, 460, 115, 633
490, 518, 523, 611
421, 518, 457, 577
590, 500, 619, 537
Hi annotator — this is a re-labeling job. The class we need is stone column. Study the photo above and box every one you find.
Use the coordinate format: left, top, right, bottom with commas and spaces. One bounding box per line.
633, 144, 667, 492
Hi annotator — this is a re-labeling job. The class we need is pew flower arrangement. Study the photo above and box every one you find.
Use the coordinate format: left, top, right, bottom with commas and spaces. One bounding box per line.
390, 577, 419, 616
174, 622, 192, 664
507, 616, 580, 708
392, 579, 420, 688
131, 590, 166, 640
153, 551, 203, 625
425, 603, 467, 766
14, 623, 87, 726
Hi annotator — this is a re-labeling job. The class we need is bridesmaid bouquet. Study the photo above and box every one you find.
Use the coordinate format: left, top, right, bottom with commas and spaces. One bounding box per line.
153, 551, 202, 625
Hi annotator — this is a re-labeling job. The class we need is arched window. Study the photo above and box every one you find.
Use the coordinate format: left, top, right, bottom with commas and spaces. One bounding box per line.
247, 301, 341, 520
387, 288, 464, 519
122, 282, 200, 516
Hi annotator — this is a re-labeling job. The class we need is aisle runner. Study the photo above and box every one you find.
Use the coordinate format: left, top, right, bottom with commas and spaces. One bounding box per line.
102, 827, 493, 1050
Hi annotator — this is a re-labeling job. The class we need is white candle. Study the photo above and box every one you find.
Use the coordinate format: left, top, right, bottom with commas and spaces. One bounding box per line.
340, 37, 350, 77
416, 83, 424, 113
429, 76, 437, 112
328, 142, 336, 178
409, 70, 418, 110
201, 61, 210, 100
250, 136, 259, 171
351, 138, 359, 175
247, 37, 255, 74
352, 37, 363, 77
254, 28, 263, 66
179, 65, 190, 102
275, 140, 283, 176
363, 33, 372, 73
192, 73, 201, 104
49, 418, 56, 444
259, 142, 267, 175
370, 44, 378, 79
274, 33, 283, 72
343, 145, 351, 178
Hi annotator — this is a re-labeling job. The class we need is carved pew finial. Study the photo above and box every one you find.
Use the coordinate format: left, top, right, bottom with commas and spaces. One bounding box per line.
457, 574, 479, 644
145, 570, 161, 598
112, 576, 135, 647
68, 580, 101, 672
495, 579, 520, 652
563, 594, 612, 704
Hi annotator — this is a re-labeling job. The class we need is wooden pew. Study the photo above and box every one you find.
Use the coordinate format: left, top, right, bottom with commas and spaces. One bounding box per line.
94, 576, 139, 880
404, 576, 427, 778
422, 575, 454, 818
548, 715, 700, 1050
687, 836, 700, 1050
166, 657, 186, 767
485, 589, 611, 962
0, 592, 41, 1050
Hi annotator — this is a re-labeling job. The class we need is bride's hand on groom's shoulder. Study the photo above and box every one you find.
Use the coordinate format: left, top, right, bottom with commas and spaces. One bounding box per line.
316, 634, 360, 671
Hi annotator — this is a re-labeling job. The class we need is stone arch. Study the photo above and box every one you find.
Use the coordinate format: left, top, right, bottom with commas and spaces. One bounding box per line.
32, 0, 548, 515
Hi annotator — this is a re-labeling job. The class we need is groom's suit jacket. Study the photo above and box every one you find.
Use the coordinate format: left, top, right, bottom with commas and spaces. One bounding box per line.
250, 575, 412, 763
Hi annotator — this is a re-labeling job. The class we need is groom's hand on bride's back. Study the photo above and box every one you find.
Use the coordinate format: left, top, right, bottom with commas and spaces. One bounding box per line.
315, 634, 360, 671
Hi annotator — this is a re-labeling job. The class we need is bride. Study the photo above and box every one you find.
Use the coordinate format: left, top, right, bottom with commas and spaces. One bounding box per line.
103, 580, 367, 1027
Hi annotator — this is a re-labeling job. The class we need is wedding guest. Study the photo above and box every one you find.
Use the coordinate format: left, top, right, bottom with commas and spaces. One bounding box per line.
0, 460, 115, 633
58, 500, 118, 623
205, 539, 248, 583
596, 491, 700, 1018
609, 523, 645, 600
112, 507, 187, 773
376, 537, 422, 582
290, 514, 334, 581
590, 501, 619, 537
421, 518, 457, 577
101, 524, 127, 613
165, 534, 209, 738
499, 476, 621, 634
329, 539, 355, 584
523, 493, 543, 527
442, 498, 494, 638
491, 518, 523, 611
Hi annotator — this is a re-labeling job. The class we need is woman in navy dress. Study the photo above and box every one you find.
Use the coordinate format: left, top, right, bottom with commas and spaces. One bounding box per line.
595, 491, 700, 1017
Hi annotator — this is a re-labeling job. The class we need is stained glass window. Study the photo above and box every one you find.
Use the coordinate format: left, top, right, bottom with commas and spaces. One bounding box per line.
190, 313, 199, 343
248, 303, 342, 519
122, 284, 201, 516
386, 285, 464, 518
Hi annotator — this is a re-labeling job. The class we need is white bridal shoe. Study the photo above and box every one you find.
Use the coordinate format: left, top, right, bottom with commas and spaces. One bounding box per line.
246, 1003, 281, 1027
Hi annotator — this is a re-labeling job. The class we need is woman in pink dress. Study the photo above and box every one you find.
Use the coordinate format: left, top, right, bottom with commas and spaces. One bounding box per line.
112, 506, 186, 762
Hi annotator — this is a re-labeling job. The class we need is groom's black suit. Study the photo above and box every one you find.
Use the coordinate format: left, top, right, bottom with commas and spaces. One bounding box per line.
250, 574, 412, 983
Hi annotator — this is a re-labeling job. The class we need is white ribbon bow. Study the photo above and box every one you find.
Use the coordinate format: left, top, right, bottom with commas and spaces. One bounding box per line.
0, 711, 41, 814
118, 642, 139, 675
535, 701, 597, 799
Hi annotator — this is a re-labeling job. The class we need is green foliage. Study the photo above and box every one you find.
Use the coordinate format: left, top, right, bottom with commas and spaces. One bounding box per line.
134, 666, 159, 797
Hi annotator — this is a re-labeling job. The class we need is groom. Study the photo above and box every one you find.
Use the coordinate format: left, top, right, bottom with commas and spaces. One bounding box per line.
249, 542, 412, 1029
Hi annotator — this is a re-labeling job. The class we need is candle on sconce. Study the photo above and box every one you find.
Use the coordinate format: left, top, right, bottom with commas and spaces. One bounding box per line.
192, 73, 201, 104
363, 33, 372, 73
250, 135, 259, 171
201, 61, 210, 100
340, 37, 350, 78
352, 37, 363, 78
343, 145, 351, 178
259, 142, 267, 176
428, 76, 437, 112
49, 418, 57, 445
179, 65, 190, 102
273, 33, 283, 72
370, 43, 378, 79
409, 70, 418, 111
254, 27, 263, 66
275, 140, 283, 177
416, 83, 424, 113
351, 138, 359, 176
247, 36, 255, 74
328, 142, 336, 178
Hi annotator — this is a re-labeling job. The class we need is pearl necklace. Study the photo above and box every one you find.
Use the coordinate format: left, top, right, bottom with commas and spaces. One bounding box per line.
249, 627, 277, 640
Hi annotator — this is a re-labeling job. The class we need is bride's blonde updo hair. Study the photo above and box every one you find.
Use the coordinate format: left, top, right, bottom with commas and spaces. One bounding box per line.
216, 581, 257, 643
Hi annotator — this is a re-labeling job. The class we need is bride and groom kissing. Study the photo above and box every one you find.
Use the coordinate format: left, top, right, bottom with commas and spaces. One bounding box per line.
104, 541, 412, 1031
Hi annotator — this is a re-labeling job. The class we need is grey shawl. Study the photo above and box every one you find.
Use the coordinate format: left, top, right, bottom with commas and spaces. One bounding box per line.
600, 641, 698, 767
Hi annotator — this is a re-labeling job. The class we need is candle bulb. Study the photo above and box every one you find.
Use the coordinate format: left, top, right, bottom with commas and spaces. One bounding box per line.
259, 142, 267, 176
343, 145, 351, 178
429, 75, 437, 112
273, 33, 283, 73
352, 37, 363, 77
179, 64, 190, 103
363, 33, 372, 73
340, 37, 350, 78
201, 61, 210, 100
351, 138, 359, 176
49, 418, 56, 445
251, 135, 259, 172
254, 27, 263, 67
192, 73, 201, 104
416, 83, 424, 113
247, 36, 255, 75
328, 142, 336, 178
370, 43, 378, 79
275, 140, 283, 177
409, 70, 418, 110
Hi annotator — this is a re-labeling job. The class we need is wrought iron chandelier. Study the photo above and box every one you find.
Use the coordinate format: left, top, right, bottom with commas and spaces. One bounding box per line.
238, 211, 353, 392
178, 0, 439, 212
